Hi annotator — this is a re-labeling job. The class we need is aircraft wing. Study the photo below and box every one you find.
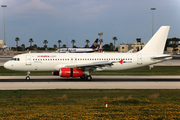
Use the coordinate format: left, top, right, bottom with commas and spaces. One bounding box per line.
64, 60, 123, 71
66, 61, 113, 68
54, 59, 123, 71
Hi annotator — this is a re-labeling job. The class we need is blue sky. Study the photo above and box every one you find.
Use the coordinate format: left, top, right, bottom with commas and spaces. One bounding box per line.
0, 0, 180, 48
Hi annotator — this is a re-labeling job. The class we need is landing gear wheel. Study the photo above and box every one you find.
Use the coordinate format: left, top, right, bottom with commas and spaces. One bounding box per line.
80, 74, 86, 80
26, 76, 30, 80
86, 75, 92, 81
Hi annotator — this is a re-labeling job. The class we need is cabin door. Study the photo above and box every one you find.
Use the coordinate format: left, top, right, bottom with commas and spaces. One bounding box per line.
26, 55, 31, 65
137, 54, 142, 65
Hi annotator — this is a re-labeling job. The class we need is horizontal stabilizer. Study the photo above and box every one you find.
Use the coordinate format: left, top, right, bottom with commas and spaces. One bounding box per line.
151, 55, 172, 60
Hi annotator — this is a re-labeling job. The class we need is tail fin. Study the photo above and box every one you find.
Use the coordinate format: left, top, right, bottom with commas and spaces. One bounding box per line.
139, 26, 170, 54
90, 38, 99, 49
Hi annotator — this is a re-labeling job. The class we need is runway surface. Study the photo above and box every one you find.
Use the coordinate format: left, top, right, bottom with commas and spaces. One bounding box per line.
0, 76, 179, 90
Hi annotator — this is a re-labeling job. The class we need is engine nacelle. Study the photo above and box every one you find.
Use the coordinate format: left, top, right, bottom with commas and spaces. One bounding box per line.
52, 68, 83, 77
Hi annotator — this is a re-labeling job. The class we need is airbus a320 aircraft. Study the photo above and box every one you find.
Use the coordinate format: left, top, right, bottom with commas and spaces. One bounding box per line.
55, 38, 99, 53
4, 26, 172, 80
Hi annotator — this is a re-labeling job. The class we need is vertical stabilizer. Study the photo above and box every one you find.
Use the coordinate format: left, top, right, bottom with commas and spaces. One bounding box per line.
90, 38, 98, 49
139, 26, 170, 54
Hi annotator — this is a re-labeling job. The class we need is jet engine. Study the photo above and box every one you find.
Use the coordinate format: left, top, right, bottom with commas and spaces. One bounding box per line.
52, 68, 83, 77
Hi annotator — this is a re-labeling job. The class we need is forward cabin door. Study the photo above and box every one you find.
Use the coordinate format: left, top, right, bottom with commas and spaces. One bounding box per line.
26, 55, 31, 65
137, 54, 142, 65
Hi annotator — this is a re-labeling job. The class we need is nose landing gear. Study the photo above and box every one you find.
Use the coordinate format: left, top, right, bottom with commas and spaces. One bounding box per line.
26, 71, 30, 80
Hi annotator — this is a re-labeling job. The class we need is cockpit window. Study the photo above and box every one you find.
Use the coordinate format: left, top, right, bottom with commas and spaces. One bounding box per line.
11, 58, 20, 61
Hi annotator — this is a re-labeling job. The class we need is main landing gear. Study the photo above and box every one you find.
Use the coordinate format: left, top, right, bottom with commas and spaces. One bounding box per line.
26, 71, 30, 80
80, 74, 92, 81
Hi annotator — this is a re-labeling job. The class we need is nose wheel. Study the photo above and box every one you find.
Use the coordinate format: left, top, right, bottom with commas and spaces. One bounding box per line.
26, 71, 30, 80
26, 76, 30, 80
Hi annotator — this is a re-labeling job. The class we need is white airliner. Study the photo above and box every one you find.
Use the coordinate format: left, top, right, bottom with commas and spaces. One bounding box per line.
4, 26, 172, 80
55, 38, 99, 53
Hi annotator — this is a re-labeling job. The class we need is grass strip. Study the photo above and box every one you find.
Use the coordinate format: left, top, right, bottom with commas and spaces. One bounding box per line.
0, 89, 180, 119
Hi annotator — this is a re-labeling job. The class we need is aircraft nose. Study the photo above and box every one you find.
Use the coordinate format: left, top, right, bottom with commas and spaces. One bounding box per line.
4, 62, 11, 70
